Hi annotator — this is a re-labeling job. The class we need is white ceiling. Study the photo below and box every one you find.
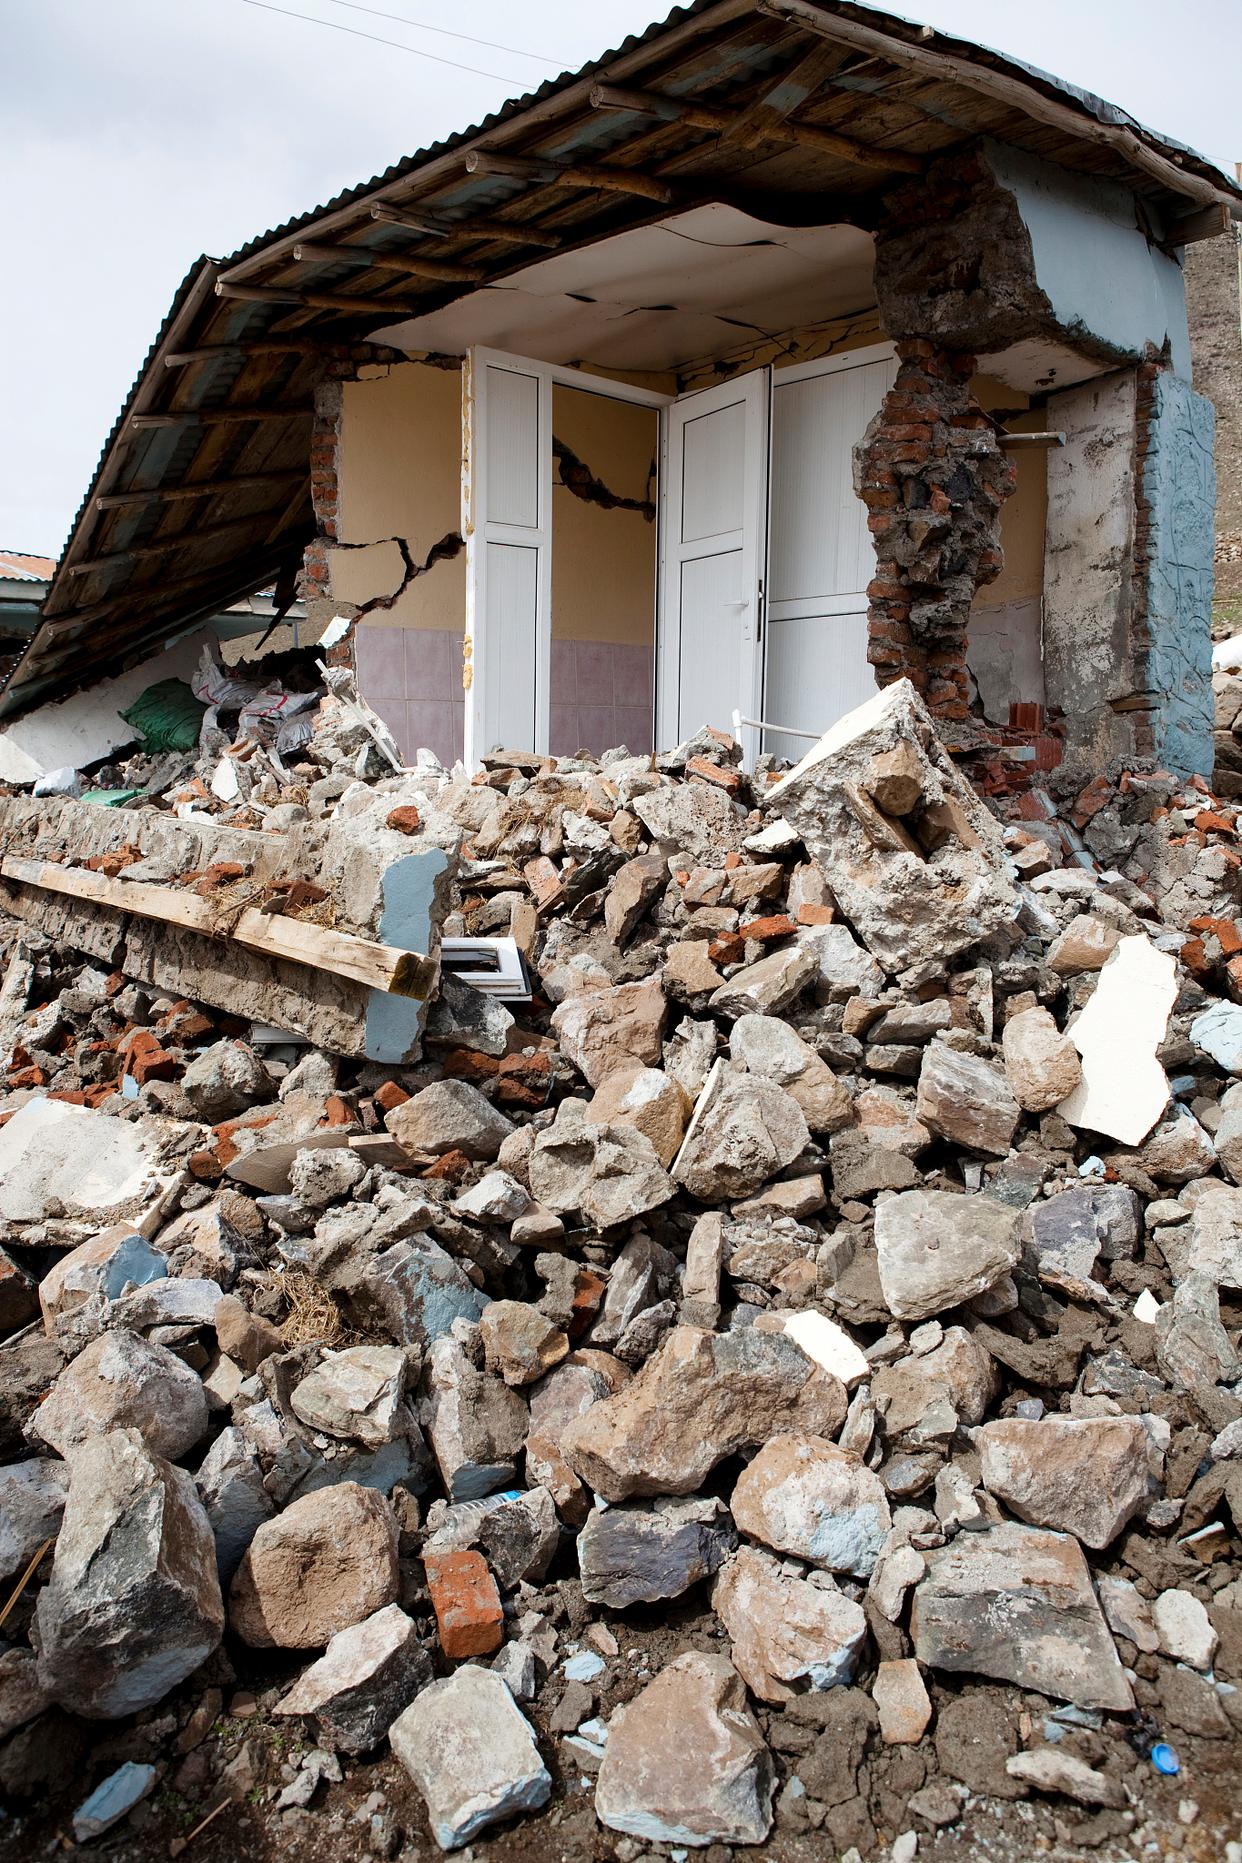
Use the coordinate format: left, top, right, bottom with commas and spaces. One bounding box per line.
373, 203, 877, 374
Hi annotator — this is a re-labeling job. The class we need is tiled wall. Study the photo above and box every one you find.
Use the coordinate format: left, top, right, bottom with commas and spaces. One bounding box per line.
356, 624, 656, 763
354, 625, 464, 767
548, 638, 654, 757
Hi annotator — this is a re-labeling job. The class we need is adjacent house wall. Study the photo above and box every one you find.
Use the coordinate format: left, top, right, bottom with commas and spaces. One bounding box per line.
1185, 226, 1242, 612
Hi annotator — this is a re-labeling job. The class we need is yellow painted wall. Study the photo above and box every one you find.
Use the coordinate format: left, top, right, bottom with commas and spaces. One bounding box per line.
551, 385, 657, 646
337, 359, 466, 633
968, 386, 1048, 607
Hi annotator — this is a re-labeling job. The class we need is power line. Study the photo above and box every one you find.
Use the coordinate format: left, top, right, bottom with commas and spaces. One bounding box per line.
236, 0, 531, 83
320, 0, 564, 66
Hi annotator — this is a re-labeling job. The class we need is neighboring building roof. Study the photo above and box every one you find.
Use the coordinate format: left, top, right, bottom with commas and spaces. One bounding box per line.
10, 0, 1242, 721
0, 552, 56, 583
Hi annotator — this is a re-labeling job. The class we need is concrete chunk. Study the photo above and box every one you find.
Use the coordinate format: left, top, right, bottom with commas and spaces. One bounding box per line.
389, 1666, 551, 1851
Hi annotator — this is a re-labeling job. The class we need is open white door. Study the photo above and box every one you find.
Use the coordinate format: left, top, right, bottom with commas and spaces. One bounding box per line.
657, 371, 769, 760
463, 348, 552, 766
763, 343, 897, 759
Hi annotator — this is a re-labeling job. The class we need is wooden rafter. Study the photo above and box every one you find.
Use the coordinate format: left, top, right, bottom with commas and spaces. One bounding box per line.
129, 404, 312, 431
67, 509, 293, 575
96, 470, 305, 510
289, 240, 484, 285
215, 281, 422, 318
588, 80, 920, 174
463, 150, 675, 205
369, 203, 563, 248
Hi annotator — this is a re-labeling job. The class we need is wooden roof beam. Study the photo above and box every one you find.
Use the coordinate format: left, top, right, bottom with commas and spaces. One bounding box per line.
289, 240, 484, 285
588, 81, 920, 174
216, 281, 425, 318
369, 203, 563, 248
96, 470, 305, 510
164, 338, 400, 368
463, 150, 675, 205
67, 509, 295, 576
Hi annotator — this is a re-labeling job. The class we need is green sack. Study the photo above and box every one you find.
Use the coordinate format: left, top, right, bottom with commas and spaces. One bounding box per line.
118, 679, 206, 752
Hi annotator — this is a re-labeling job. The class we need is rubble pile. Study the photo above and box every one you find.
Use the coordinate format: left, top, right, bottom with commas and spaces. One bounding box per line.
0, 675, 1241, 1858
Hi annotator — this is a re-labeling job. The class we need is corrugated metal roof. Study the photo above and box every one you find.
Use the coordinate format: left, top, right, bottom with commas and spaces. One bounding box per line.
0, 553, 56, 583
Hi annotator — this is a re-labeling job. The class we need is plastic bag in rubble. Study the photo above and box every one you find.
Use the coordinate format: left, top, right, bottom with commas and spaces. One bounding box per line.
32, 766, 83, 798
238, 686, 319, 754
119, 678, 207, 752
191, 645, 263, 711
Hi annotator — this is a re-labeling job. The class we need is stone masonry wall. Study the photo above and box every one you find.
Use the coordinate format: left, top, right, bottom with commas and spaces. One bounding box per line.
854, 340, 1016, 724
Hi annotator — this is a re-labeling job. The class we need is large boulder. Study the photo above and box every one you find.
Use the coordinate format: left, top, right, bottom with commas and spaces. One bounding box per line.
978, 1415, 1154, 1550
389, 1665, 551, 1851
730, 1432, 890, 1577
36, 1429, 224, 1718
229, 1482, 399, 1648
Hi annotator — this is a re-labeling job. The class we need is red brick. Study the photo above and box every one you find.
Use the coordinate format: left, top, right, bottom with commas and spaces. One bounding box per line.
739, 914, 797, 943
424, 1549, 504, 1659
374, 1081, 410, 1113
386, 805, 422, 835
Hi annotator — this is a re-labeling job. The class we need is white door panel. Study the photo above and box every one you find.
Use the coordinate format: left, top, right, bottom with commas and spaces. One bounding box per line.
764, 345, 896, 751
658, 371, 768, 758
484, 367, 541, 528
482, 543, 539, 754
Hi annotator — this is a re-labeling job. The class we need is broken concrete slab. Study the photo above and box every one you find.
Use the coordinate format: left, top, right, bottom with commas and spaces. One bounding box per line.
672, 1061, 810, 1201
0, 1097, 189, 1249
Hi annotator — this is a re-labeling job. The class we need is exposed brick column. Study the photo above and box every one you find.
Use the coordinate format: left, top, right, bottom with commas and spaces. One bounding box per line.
301, 367, 358, 668
855, 340, 1016, 723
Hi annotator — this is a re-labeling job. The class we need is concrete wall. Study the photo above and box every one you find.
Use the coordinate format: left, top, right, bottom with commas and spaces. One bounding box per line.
986, 142, 1193, 381
965, 385, 1048, 724
1043, 369, 1138, 767
1185, 228, 1242, 608
1142, 371, 1216, 774
549, 384, 657, 756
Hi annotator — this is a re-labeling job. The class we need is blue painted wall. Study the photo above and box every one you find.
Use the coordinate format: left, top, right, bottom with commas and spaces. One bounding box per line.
987, 142, 1193, 381
1142, 372, 1216, 777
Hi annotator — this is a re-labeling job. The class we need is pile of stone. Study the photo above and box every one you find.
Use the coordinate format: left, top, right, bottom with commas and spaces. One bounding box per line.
0, 676, 1241, 1858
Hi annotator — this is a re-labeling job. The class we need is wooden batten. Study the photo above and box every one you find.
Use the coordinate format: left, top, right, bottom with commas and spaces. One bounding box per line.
129, 404, 312, 430
215, 281, 422, 317
464, 149, 675, 205
66, 510, 282, 575
587, 79, 921, 174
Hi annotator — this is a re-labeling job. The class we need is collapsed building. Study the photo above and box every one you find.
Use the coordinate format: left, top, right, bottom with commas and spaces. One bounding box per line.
4, 3, 1242, 1860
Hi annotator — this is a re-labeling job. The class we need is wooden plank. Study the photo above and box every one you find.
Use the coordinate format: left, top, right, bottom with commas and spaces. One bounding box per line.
67, 510, 284, 574
0, 858, 437, 1000
289, 239, 483, 284
1164, 202, 1232, 247
464, 149, 675, 205
369, 203, 563, 247
588, 80, 920, 174
163, 339, 401, 368
998, 431, 1066, 450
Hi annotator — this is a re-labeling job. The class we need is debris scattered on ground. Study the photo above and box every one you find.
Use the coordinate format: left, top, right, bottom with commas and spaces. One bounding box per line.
1, 673, 1241, 1859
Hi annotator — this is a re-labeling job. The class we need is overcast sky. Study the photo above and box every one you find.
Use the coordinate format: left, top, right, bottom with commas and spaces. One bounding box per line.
3, 0, 1239, 557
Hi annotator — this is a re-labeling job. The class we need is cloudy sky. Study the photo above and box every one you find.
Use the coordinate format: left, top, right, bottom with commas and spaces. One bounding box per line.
3, 0, 1239, 558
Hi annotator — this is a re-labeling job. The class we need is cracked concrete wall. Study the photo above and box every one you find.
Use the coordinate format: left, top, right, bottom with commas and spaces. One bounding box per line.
966, 392, 1048, 725
1141, 371, 1215, 775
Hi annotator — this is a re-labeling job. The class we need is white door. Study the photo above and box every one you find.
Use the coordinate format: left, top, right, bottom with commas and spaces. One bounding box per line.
657, 371, 769, 759
463, 349, 552, 764
763, 343, 897, 760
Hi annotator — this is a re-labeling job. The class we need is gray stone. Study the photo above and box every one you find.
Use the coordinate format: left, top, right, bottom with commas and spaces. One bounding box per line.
0, 1457, 68, 1580
367, 1237, 485, 1346
453, 1170, 530, 1222
578, 1496, 737, 1607
633, 782, 746, 863
276, 1602, 432, 1753
873, 1327, 996, 1437
181, 1039, 275, 1121
713, 1545, 867, 1703
27, 1328, 208, 1461
911, 1521, 1133, 1711
550, 977, 667, 1088
874, 1189, 1021, 1321
729, 1013, 852, 1133
385, 1080, 515, 1162
1001, 1006, 1081, 1113
288, 1144, 368, 1210
195, 1424, 275, 1581
72, 1761, 157, 1842
561, 1324, 846, 1503
0, 1648, 51, 1742
797, 922, 885, 1003
828, 1130, 920, 1200
474, 1485, 561, 1590
730, 1432, 890, 1578
480, 1300, 568, 1386
36, 1428, 224, 1718
527, 1118, 675, 1230
673, 1063, 809, 1201
424, 1333, 529, 1501
978, 1415, 1153, 1549
425, 972, 514, 1057
1005, 1748, 1124, 1808
1142, 1109, 1217, 1184
1191, 999, 1242, 1075
709, 943, 820, 1019
290, 1346, 412, 1447
1182, 1185, 1242, 1289
590, 1234, 677, 1349
389, 1665, 551, 1851
916, 1042, 1020, 1157
595, 1650, 773, 1846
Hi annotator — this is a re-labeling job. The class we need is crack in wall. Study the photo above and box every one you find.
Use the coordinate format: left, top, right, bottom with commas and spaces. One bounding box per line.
552, 436, 656, 522
330, 530, 464, 620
